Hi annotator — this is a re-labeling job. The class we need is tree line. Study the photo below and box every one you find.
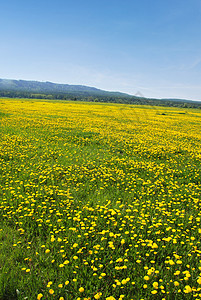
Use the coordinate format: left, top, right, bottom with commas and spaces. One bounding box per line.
0, 90, 200, 109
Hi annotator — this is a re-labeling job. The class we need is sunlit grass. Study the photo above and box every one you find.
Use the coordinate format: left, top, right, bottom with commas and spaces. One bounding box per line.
0, 98, 201, 299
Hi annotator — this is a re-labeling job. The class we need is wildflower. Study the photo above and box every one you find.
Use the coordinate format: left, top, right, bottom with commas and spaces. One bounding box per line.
94, 292, 102, 299
174, 270, 180, 275
176, 260, 182, 264
79, 287, 84, 292
183, 285, 192, 293
144, 276, 149, 281
152, 243, 158, 248
51, 236, 55, 242
49, 289, 54, 294
64, 260, 69, 264
197, 277, 201, 284
47, 281, 53, 287
153, 282, 158, 289
121, 279, 127, 285
37, 294, 43, 300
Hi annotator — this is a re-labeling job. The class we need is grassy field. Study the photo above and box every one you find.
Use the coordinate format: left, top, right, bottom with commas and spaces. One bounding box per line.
0, 98, 201, 300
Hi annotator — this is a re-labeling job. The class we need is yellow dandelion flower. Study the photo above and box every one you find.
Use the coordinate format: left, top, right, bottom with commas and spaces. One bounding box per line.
144, 276, 149, 281
183, 285, 192, 293
153, 282, 158, 289
121, 279, 127, 285
64, 260, 69, 264
94, 292, 102, 299
176, 260, 182, 264
197, 277, 201, 284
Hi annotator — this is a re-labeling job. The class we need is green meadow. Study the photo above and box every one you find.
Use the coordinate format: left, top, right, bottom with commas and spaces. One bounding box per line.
0, 99, 201, 300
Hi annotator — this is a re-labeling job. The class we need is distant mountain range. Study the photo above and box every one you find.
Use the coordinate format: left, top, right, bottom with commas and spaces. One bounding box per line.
0, 78, 131, 97
0, 78, 200, 107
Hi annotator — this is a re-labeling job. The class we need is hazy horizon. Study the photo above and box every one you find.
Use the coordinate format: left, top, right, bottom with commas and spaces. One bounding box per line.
1, 0, 201, 101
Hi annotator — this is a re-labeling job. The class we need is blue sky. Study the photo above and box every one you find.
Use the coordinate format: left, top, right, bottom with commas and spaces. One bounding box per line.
1, 0, 201, 100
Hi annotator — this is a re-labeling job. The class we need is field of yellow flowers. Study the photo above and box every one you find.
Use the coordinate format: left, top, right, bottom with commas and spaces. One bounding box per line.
0, 98, 201, 300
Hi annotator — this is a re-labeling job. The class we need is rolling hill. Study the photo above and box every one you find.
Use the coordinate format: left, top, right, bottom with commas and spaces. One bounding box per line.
0, 78, 131, 97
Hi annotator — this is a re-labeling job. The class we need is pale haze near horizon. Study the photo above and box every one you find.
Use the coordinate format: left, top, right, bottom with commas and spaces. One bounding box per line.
1, 0, 201, 101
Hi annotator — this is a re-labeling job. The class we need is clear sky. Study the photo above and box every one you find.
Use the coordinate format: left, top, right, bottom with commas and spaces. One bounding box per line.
1, 0, 201, 100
